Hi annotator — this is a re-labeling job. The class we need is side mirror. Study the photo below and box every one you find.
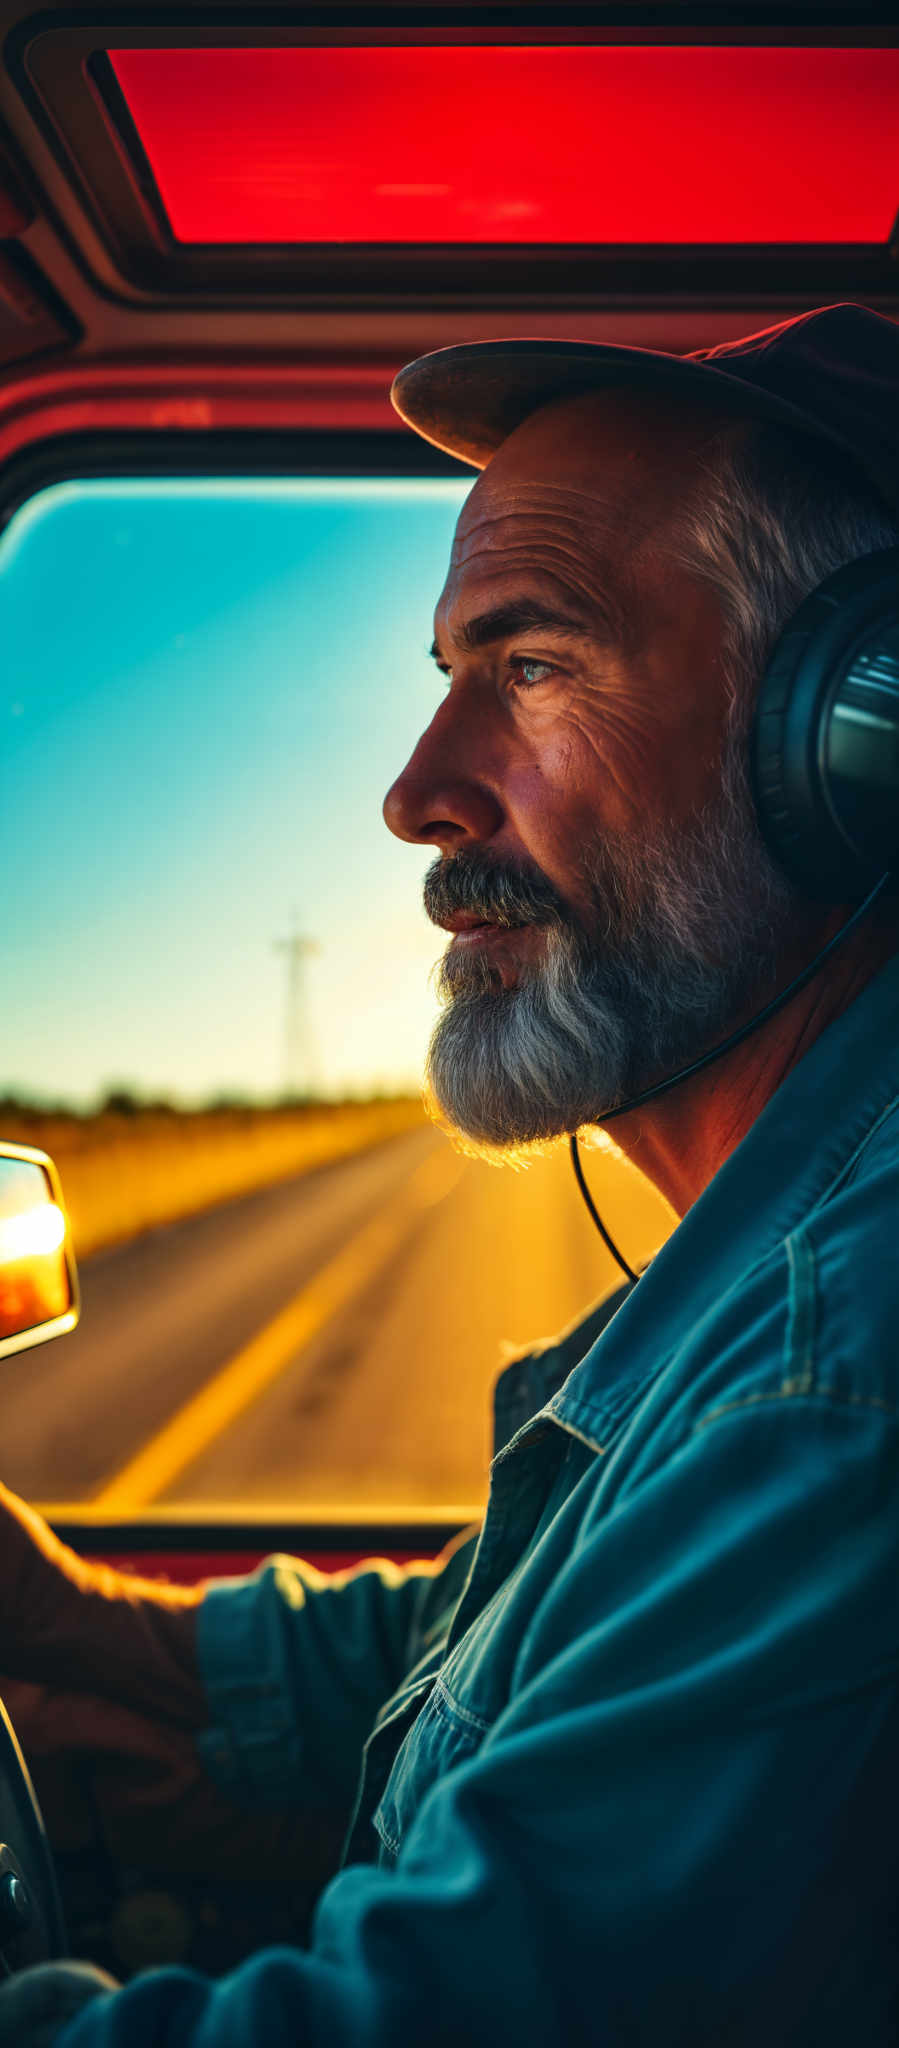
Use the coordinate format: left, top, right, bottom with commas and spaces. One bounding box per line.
0, 1145, 79, 1359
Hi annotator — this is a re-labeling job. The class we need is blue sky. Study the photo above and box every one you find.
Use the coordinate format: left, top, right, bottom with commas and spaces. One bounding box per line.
1, 477, 472, 1105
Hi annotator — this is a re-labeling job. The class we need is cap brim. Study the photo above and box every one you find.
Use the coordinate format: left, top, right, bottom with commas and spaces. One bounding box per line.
390, 337, 866, 473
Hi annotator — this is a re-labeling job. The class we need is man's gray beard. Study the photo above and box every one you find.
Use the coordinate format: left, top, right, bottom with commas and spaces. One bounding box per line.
425, 729, 800, 1150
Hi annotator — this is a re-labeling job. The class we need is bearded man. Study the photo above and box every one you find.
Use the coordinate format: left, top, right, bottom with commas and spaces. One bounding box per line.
1, 304, 899, 2047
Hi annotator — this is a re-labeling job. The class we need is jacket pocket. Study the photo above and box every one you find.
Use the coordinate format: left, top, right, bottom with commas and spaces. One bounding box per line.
372, 1676, 490, 1867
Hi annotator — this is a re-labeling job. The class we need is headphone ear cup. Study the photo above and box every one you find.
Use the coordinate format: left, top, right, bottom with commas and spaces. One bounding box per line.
751, 548, 899, 897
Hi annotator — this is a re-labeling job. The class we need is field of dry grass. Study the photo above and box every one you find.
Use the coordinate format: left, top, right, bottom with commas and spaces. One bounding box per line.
0, 1099, 426, 1260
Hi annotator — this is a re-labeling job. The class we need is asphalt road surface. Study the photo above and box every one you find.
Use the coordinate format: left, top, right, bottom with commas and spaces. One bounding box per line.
1, 1128, 673, 1518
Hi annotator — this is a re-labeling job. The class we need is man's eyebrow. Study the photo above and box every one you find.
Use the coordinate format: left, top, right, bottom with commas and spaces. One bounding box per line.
429, 598, 605, 668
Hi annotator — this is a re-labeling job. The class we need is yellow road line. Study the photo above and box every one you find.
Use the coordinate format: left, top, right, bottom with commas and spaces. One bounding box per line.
92, 1145, 465, 1514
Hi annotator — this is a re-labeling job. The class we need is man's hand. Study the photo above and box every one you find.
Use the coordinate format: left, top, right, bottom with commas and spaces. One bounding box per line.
0, 1962, 119, 2048
0, 1681, 213, 1863
0, 1481, 205, 1726
2, 1678, 341, 1883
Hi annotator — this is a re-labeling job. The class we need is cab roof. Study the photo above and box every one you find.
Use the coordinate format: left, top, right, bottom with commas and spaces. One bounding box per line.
0, 3, 895, 433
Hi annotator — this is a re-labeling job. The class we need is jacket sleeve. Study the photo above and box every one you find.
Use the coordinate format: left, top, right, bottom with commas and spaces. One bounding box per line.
54, 1389, 899, 2048
192, 1528, 479, 1816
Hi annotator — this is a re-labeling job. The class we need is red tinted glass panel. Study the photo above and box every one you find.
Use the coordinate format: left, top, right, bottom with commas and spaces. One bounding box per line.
108, 44, 899, 246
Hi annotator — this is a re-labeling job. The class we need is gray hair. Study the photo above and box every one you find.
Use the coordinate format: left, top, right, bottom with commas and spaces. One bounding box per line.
664, 422, 899, 719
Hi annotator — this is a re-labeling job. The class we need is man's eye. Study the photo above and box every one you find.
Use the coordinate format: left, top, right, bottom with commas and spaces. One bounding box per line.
510, 657, 557, 688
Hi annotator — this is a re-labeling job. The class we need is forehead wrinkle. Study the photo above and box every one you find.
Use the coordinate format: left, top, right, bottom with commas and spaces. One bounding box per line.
441, 538, 633, 650
457, 486, 622, 526
455, 470, 650, 538
453, 501, 623, 557
452, 537, 615, 581
451, 493, 636, 593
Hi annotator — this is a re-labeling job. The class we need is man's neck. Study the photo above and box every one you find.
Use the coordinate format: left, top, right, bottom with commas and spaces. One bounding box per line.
605, 915, 899, 1219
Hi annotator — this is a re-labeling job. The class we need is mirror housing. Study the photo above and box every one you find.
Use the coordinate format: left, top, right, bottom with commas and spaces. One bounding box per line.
0, 1144, 79, 1359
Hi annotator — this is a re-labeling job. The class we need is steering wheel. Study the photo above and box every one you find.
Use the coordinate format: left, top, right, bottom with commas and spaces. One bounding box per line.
0, 1697, 66, 1969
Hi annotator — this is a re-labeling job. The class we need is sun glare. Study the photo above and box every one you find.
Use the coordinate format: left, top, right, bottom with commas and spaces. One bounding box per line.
0, 1202, 67, 1264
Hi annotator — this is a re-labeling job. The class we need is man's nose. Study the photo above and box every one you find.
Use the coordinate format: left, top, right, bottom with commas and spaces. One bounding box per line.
382, 702, 503, 851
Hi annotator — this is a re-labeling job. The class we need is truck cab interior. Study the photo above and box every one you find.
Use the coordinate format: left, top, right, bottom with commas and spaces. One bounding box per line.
0, 0, 896, 1986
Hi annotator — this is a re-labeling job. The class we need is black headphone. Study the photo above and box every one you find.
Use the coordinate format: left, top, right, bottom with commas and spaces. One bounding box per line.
572, 546, 899, 1281
752, 547, 899, 896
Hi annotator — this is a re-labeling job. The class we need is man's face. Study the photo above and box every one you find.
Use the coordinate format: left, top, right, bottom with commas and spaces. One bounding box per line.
383, 387, 797, 1148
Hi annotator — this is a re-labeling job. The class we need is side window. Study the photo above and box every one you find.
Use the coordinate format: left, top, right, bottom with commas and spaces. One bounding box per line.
0, 474, 672, 1520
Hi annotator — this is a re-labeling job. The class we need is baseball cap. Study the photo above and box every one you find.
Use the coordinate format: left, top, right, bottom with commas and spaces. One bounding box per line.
390, 304, 899, 518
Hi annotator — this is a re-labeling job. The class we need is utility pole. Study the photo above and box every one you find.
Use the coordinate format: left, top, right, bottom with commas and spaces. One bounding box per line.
273, 917, 320, 1099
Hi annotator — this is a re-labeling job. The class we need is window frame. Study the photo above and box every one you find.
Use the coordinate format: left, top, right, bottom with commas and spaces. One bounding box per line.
0, 426, 472, 539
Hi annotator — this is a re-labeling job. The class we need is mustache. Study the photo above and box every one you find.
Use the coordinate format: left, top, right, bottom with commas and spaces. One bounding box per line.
423, 851, 573, 932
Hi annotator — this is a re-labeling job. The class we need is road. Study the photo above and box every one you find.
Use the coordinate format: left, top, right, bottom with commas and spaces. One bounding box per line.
1, 1128, 672, 1518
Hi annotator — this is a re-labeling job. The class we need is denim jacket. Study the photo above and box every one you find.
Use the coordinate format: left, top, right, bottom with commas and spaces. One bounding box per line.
61, 955, 899, 2047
